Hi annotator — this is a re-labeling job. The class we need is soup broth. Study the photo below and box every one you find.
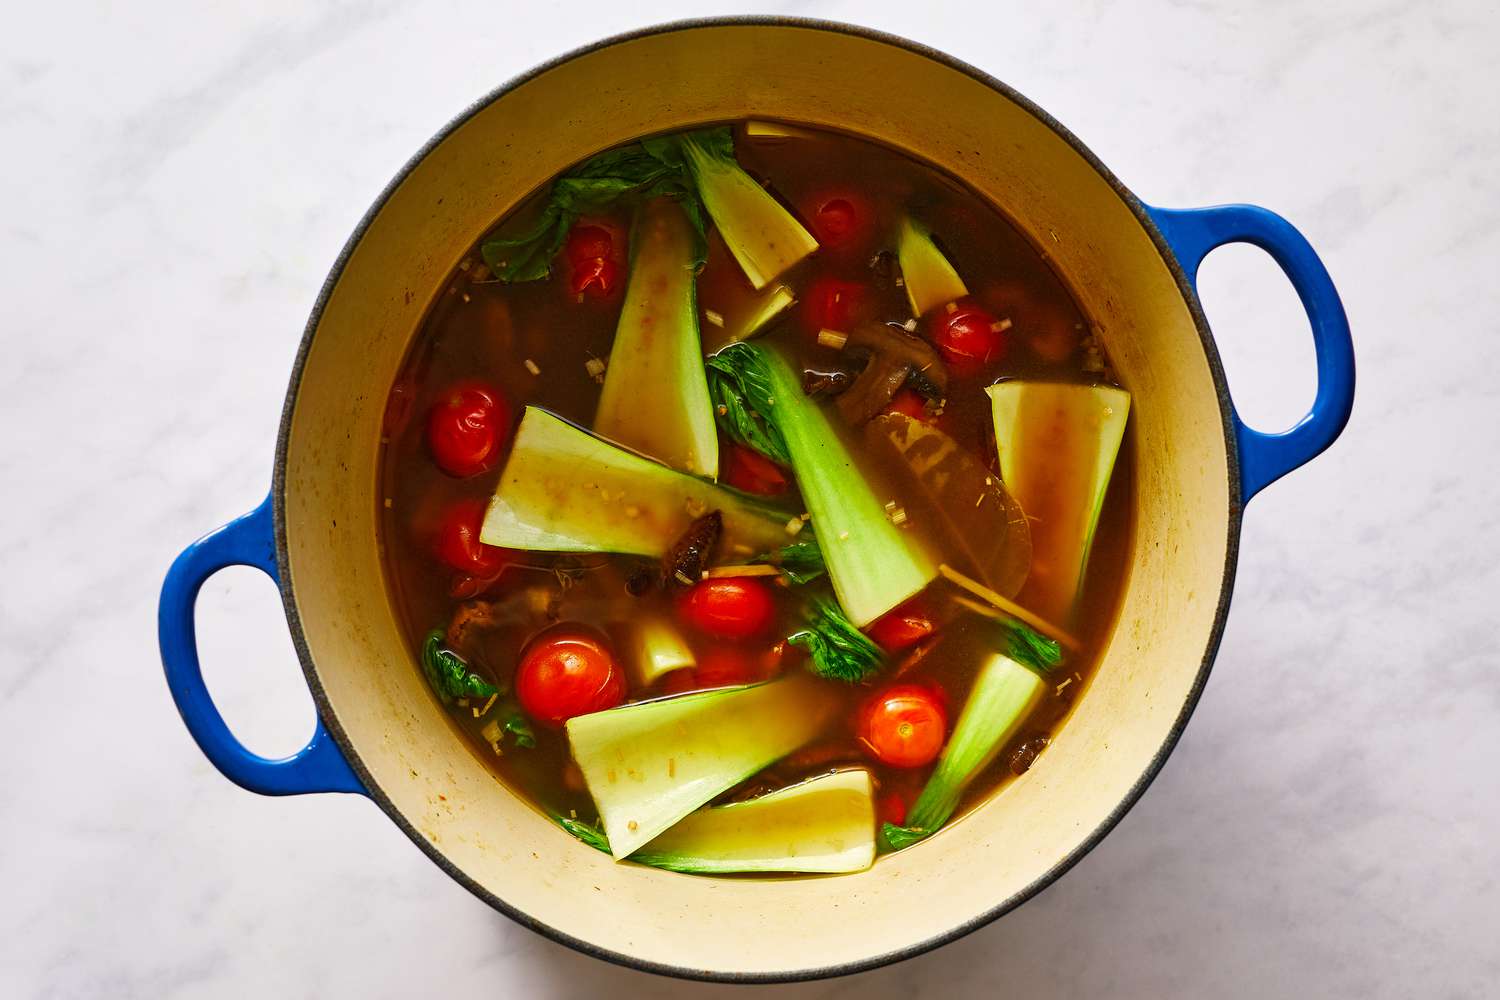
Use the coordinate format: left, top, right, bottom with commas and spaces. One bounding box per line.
378, 122, 1131, 872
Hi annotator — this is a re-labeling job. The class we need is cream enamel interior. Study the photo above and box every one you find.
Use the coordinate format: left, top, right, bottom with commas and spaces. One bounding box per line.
279, 24, 1232, 978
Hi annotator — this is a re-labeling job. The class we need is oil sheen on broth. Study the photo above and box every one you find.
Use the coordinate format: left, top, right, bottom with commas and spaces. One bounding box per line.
378, 121, 1132, 871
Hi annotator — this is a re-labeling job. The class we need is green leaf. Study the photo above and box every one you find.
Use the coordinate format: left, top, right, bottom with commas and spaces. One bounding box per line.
706, 343, 793, 466
881, 822, 930, 851
502, 711, 536, 749
640, 127, 735, 172
1004, 621, 1063, 674
420, 630, 499, 704
556, 815, 612, 854
757, 537, 826, 585
787, 598, 885, 683
480, 134, 720, 284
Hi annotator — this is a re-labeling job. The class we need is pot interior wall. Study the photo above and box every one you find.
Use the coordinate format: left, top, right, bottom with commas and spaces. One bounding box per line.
280, 23, 1232, 978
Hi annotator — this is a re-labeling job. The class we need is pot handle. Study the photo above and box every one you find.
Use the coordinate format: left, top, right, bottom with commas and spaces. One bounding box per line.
1146, 204, 1354, 502
159, 494, 365, 796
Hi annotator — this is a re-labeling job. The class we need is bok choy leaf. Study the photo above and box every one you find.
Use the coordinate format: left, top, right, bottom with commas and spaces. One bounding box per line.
420, 630, 498, 704
788, 598, 885, 683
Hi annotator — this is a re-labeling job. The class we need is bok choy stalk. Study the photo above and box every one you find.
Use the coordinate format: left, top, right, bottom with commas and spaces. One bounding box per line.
645, 129, 818, 288
566, 676, 838, 859
481, 127, 815, 289
896, 217, 969, 317
481, 407, 793, 559
882, 623, 1062, 850
555, 769, 877, 874
594, 197, 718, 477
709, 342, 937, 626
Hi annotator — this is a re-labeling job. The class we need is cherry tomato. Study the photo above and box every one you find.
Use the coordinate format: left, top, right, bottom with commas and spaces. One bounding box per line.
568, 255, 620, 299
877, 789, 908, 826
435, 498, 511, 577
815, 198, 858, 242
515, 627, 625, 726
564, 224, 614, 263
722, 443, 789, 495
659, 643, 782, 695
881, 388, 936, 424
678, 577, 775, 640
803, 189, 874, 255
562, 222, 625, 300
930, 299, 1008, 371
448, 573, 498, 601
427, 382, 508, 478
800, 276, 869, 337
859, 683, 948, 768
658, 668, 698, 695
761, 638, 787, 678
979, 280, 1078, 363
866, 599, 935, 652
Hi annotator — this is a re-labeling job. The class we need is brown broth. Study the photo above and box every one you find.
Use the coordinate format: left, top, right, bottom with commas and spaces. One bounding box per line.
377, 122, 1132, 862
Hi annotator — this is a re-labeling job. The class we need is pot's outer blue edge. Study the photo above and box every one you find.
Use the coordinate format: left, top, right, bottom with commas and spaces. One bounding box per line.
260, 15, 1262, 985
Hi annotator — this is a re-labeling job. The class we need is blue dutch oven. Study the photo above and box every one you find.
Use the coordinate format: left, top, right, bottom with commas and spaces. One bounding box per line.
160, 18, 1352, 982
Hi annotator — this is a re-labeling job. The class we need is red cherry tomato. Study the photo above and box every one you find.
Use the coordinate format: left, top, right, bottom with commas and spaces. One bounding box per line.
866, 598, 936, 652
563, 222, 625, 300
659, 643, 781, 695
564, 224, 614, 263
877, 789, 908, 826
930, 299, 1008, 371
817, 199, 857, 239
722, 443, 789, 495
658, 668, 697, 695
803, 190, 874, 255
435, 498, 511, 577
761, 638, 787, 678
800, 276, 869, 337
881, 388, 935, 424
427, 382, 509, 478
568, 255, 620, 298
696, 647, 764, 688
515, 628, 625, 726
859, 683, 948, 768
678, 577, 775, 640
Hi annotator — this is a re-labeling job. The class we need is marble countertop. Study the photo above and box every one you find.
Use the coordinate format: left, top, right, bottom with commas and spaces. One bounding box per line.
3, 1, 1496, 996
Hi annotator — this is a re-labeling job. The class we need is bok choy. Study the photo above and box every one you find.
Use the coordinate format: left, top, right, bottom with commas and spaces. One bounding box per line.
480, 407, 793, 558
709, 342, 937, 626
557, 769, 877, 874
788, 598, 884, 683
897, 217, 968, 317
565, 675, 838, 859
882, 624, 1061, 850
650, 129, 818, 288
594, 197, 718, 477
481, 127, 815, 290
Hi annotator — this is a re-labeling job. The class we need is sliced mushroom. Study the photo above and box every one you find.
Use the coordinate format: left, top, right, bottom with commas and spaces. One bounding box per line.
833, 321, 950, 425
803, 367, 852, 398
836, 355, 910, 425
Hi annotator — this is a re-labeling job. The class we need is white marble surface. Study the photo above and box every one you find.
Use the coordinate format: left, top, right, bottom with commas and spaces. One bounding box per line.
3, 1, 1497, 996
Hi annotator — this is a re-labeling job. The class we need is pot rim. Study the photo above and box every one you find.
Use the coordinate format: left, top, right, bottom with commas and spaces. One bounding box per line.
270, 14, 1243, 984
